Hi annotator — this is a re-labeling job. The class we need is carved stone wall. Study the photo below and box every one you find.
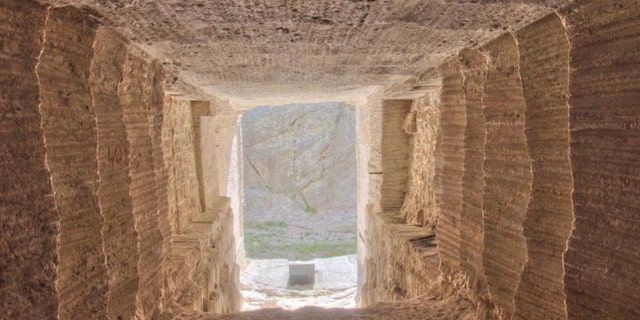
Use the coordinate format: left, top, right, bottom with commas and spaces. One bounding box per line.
0, 2, 58, 318
564, 1, 640, 319
2, 1, 640, 319
37, 6, 115, 318
0, 3, 241, 318
360, 4, 640, 319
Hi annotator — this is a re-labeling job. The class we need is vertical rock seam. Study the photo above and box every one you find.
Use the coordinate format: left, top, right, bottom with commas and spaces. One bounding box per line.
190, 101, 212, 211
513, 13, 573, 320
564, 1, 640, 319
379, 99, 412, 212
147, 59, 169, 315
435, 57, 466, 276
400, 94, 439, 229
120, 48, 163, 318
90, 27, 140, 320
37, 6, 109, 319
480, 33, 532, 319
0, 1, 59, 318
458, 48, 490, 301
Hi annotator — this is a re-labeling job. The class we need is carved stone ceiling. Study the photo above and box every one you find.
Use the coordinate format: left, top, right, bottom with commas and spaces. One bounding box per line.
46, 0, 572, 105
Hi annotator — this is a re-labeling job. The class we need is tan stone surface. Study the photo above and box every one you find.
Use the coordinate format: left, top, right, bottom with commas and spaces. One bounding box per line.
164, 197, 241, 314
212, 114, 245, 261
175, 291, 478, 320
361, 211, 440, 306
458, 48, 489, 300
201, 116, 220, 211
43, 0, 568, 102
0, 1, 58, 318
191, 101, 213, 211
399, 94, 439, 228
91, 27, 141, 320
435, 57, 466, 275
379, 99, 411, 212
479, 33, 532, 319
150, 64, 172, 320
120, 46, 164, 319
37, 6, 109, 319
2, 2, 243, 318
161, 95, 242, 314
564, 1, 640, 318
3, 1, 640, 320
163, 97, 202, 235
513, 13, 572, 320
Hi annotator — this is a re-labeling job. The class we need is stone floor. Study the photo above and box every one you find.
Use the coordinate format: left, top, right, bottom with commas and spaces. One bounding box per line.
240, 255, 358, 310
173, 293, 479, 320
171, 257, 481, 320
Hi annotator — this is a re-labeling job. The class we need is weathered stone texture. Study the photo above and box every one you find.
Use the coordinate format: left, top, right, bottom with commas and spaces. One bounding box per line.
45, 0, 569, 100
161, 95, 241, 314
1, 2, 246, 318
242, 103, 356, 214
458, 48, 489, 298
163, 97, 202, 234
3, 1, 640, 319
480, 33, 532, 319
513, 14, 572, 320
150, 75, 173, 320
362, 211, 439, 306
90, 27, 140, 320
379, 99, 412, 212
201, 115, 220, 211
242, 102, 356, 259
213, 114, 245, 265
435, 58, 466, 275
176, 292, 479, 320
399, 94, 439, 229
0, 1, 58, 318
564, 1, 640, 319
191, 101, 212, 211
120, 47, 164, 318
162, 96, 203, 306
164, 198, 239, 314
356, 86, 390, 305
210, 113, 244, 312
36, 6, 109, 319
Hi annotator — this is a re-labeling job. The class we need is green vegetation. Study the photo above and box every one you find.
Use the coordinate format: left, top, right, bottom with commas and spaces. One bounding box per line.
245, 221, 289, 229
245, 237, 356, 260
295, 240, 357, 258
244, 225, 356, 260
244, 216, 357, 260
301, 195, 317, 214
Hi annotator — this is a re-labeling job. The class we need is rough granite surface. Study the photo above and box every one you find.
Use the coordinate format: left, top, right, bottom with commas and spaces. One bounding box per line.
242, 102, 357, 260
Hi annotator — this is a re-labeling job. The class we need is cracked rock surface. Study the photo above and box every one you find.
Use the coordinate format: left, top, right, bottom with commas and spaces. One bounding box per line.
242, 102, 357, 260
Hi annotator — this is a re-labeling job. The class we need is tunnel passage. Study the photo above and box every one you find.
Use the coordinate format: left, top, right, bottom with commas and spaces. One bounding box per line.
241, 102, 357, 261
239, 102, 358, 309
1, 1, 640, 319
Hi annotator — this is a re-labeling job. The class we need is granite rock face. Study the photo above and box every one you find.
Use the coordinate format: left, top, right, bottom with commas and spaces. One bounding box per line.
242, 102, 357, 260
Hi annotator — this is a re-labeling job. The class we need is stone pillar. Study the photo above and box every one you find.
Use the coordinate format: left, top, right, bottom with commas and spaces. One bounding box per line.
37, 6, 109, 319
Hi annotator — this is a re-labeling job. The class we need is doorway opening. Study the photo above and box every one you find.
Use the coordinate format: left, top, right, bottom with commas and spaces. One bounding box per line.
240, 102, 358, 310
